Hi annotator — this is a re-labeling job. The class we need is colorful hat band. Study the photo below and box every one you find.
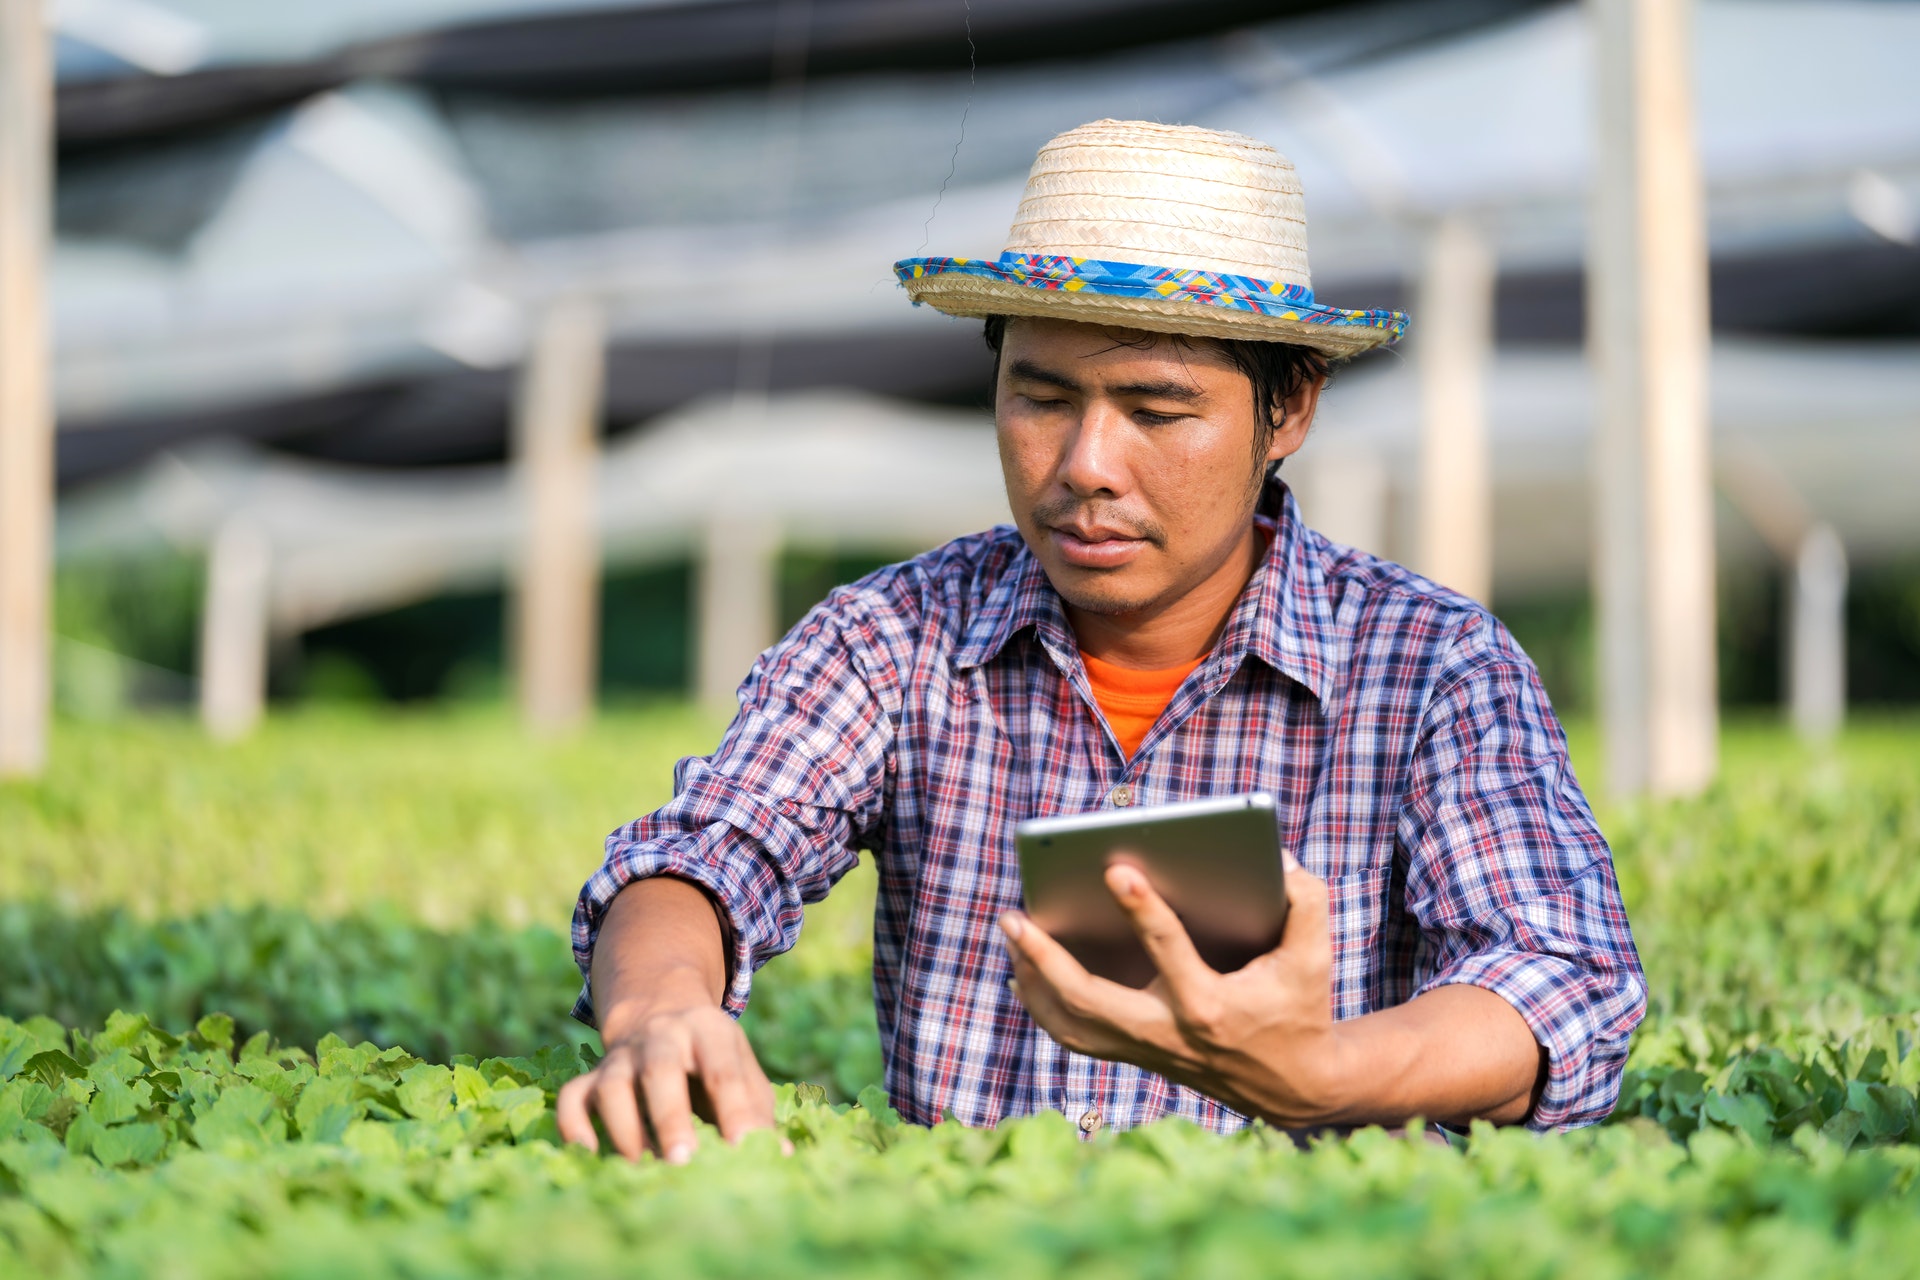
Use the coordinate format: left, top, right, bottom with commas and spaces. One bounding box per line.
895, 252, 1408, 339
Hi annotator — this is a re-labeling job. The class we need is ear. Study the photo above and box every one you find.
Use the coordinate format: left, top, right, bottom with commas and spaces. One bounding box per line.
1263, 374, 1324, 465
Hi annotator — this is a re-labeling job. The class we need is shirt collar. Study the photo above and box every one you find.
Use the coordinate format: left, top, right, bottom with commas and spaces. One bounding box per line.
953, 478, 1342, 706
952, 533, 1079, 673
1236, 479, 1339, 705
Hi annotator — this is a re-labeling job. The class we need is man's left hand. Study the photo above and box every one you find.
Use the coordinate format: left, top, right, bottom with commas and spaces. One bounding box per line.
999, 856, 1356, 1128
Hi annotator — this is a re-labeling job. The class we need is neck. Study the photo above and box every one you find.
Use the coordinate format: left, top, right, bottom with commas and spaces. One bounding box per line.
1068, 522, 1265, 669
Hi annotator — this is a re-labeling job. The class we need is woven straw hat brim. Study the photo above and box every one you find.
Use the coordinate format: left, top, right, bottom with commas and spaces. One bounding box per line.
897, 119, 1409, 357
897, 256, 1407, 358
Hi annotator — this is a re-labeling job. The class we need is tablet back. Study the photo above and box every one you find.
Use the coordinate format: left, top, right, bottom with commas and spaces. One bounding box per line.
1014, 793, 1289, 989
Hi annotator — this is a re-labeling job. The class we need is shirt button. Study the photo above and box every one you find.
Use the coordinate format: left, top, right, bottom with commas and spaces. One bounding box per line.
1110, 785, 1134, 808
1078, 1108, 1103, 1134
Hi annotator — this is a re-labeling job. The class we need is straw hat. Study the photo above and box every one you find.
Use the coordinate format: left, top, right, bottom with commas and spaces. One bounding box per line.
895, 119, 1407, 357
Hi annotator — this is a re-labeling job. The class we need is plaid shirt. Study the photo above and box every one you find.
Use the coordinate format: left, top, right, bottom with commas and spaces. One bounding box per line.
574, 482, 1646, 1133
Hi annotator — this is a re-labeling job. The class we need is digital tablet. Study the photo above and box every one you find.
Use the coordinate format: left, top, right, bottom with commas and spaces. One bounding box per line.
1014, 793, 1290, 989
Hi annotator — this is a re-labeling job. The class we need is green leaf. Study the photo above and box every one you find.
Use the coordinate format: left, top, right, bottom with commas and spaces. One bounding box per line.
303, 1106, 358, 1146
191, 1082, 286, 1155
1658, 1069, 1706, 1107
85, 1049, 144, 1086
85, 1074, 142, 1128
24, 1050, 86, 1091
234, 1058, 297, 1102
319, 1039, 379, 1079
485, 1086, 547, 1139
341, 1118, 401, 1159
396, 1064, 455, 1123
0, 1039, 34, 1084
1704, 1091, 1775, 1144
1819, 1109, 1862, 1153
452, 1063, 491, 1109
89, 1121, 168, 1168
1847, 1082, 1915, 1144
855, 1084, 898, 1126
191, 1014, 235, 1055
93, 1011, 154, 1054
63, 1108, 104, 1157
1858, 1047, 1890, 1085
7, 1079, 57, 1123
295, 1075, 362, 1144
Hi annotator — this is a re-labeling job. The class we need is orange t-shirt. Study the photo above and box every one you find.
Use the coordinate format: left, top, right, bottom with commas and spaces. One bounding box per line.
1080, 650, 1204, 760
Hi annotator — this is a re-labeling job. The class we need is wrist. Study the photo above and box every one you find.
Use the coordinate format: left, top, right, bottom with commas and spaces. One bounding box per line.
1305, 1022, 1366, 1124
1300, 1013, 1429, 1128
1196, 1021, 1359, 1129
597, 965, 723, 1043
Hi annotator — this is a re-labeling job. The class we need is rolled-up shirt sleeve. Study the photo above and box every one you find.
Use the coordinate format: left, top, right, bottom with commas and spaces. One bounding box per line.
1396, 615, 1648, 1131
570, 581, 904, 1024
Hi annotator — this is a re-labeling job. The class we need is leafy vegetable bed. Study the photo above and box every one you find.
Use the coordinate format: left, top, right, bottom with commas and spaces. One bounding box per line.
0, 903, 880, 1102
4, 1011, 1918, 1279
0, 711, 1916, 1275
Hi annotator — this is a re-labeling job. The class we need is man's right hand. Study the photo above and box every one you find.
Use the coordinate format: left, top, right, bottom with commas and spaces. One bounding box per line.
554, 877, 779, 1162
555, 996, 777, 1161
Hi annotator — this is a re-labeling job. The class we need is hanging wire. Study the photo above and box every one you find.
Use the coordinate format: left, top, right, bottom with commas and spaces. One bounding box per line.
734, 0, 815, 402
917, 0, 976, 257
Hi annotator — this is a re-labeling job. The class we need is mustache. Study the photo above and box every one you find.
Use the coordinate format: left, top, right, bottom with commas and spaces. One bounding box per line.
1030, 497, 1167, 546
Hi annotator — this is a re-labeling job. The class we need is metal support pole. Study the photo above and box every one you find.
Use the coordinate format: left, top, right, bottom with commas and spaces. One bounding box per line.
1415, 216, 1495, 604
0, 0, 52, 777
1715, 453, 1846, 743
1587, 0, 1718, 797
697, 510, 779, 714
512, 297, 605, 737
198, 516, 271, 741
1787, 524, 1846, 743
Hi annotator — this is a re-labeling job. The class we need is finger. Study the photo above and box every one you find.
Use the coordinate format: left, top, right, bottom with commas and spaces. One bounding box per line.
555, 1074, 599, 1153
1278, 863, 1331, 960
1006, 935, 1178, 1062
999, 911, 1099, 1006
736, 1042, 793, 1155
717, 1025, 777, 1132
638, 1038, 698, 1164
735, 1040, 779, 1133
1103, 864, 1214, 991
591, 1056, 648, 1162
1004, 952, 1078, 1033
1002, 911, 1169, 1026
1006, 954, 1099, 1056
692, 1018, 774, 1144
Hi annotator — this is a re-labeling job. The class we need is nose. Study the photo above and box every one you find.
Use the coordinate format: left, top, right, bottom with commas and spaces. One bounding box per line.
1054, 400, 1131, 500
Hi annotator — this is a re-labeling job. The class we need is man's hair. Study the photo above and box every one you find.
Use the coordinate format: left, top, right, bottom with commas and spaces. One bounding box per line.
981, 315, 1330, 463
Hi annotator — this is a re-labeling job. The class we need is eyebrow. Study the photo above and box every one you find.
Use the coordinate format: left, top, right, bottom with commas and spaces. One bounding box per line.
1005, 360, 1083, 394
1005, 359, 1206, 403
1109, 379, 1205, 403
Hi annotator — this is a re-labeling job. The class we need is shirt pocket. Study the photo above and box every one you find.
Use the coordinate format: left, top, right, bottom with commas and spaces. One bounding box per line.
1323, 866, 1394, 1022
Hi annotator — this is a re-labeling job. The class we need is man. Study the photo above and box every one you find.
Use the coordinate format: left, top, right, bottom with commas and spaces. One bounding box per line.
558, 119, 1645, 1162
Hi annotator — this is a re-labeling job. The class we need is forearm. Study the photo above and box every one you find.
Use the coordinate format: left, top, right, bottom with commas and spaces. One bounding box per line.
590, 877, 731, 1043
1318, 984, 1543, 1127
562, 876, 779, 1159
1202, 984, 1543, 1130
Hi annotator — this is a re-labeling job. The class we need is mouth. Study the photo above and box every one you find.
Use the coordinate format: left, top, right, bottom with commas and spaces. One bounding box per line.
1048, 522, 1149, 570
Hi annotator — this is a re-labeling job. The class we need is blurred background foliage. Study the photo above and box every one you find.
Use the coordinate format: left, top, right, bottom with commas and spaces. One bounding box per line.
2, 705, 1917, 1107
51, 550, 1920, 716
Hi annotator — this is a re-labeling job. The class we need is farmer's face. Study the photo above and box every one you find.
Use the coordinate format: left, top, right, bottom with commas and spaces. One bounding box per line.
995, 318, 1318, 619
